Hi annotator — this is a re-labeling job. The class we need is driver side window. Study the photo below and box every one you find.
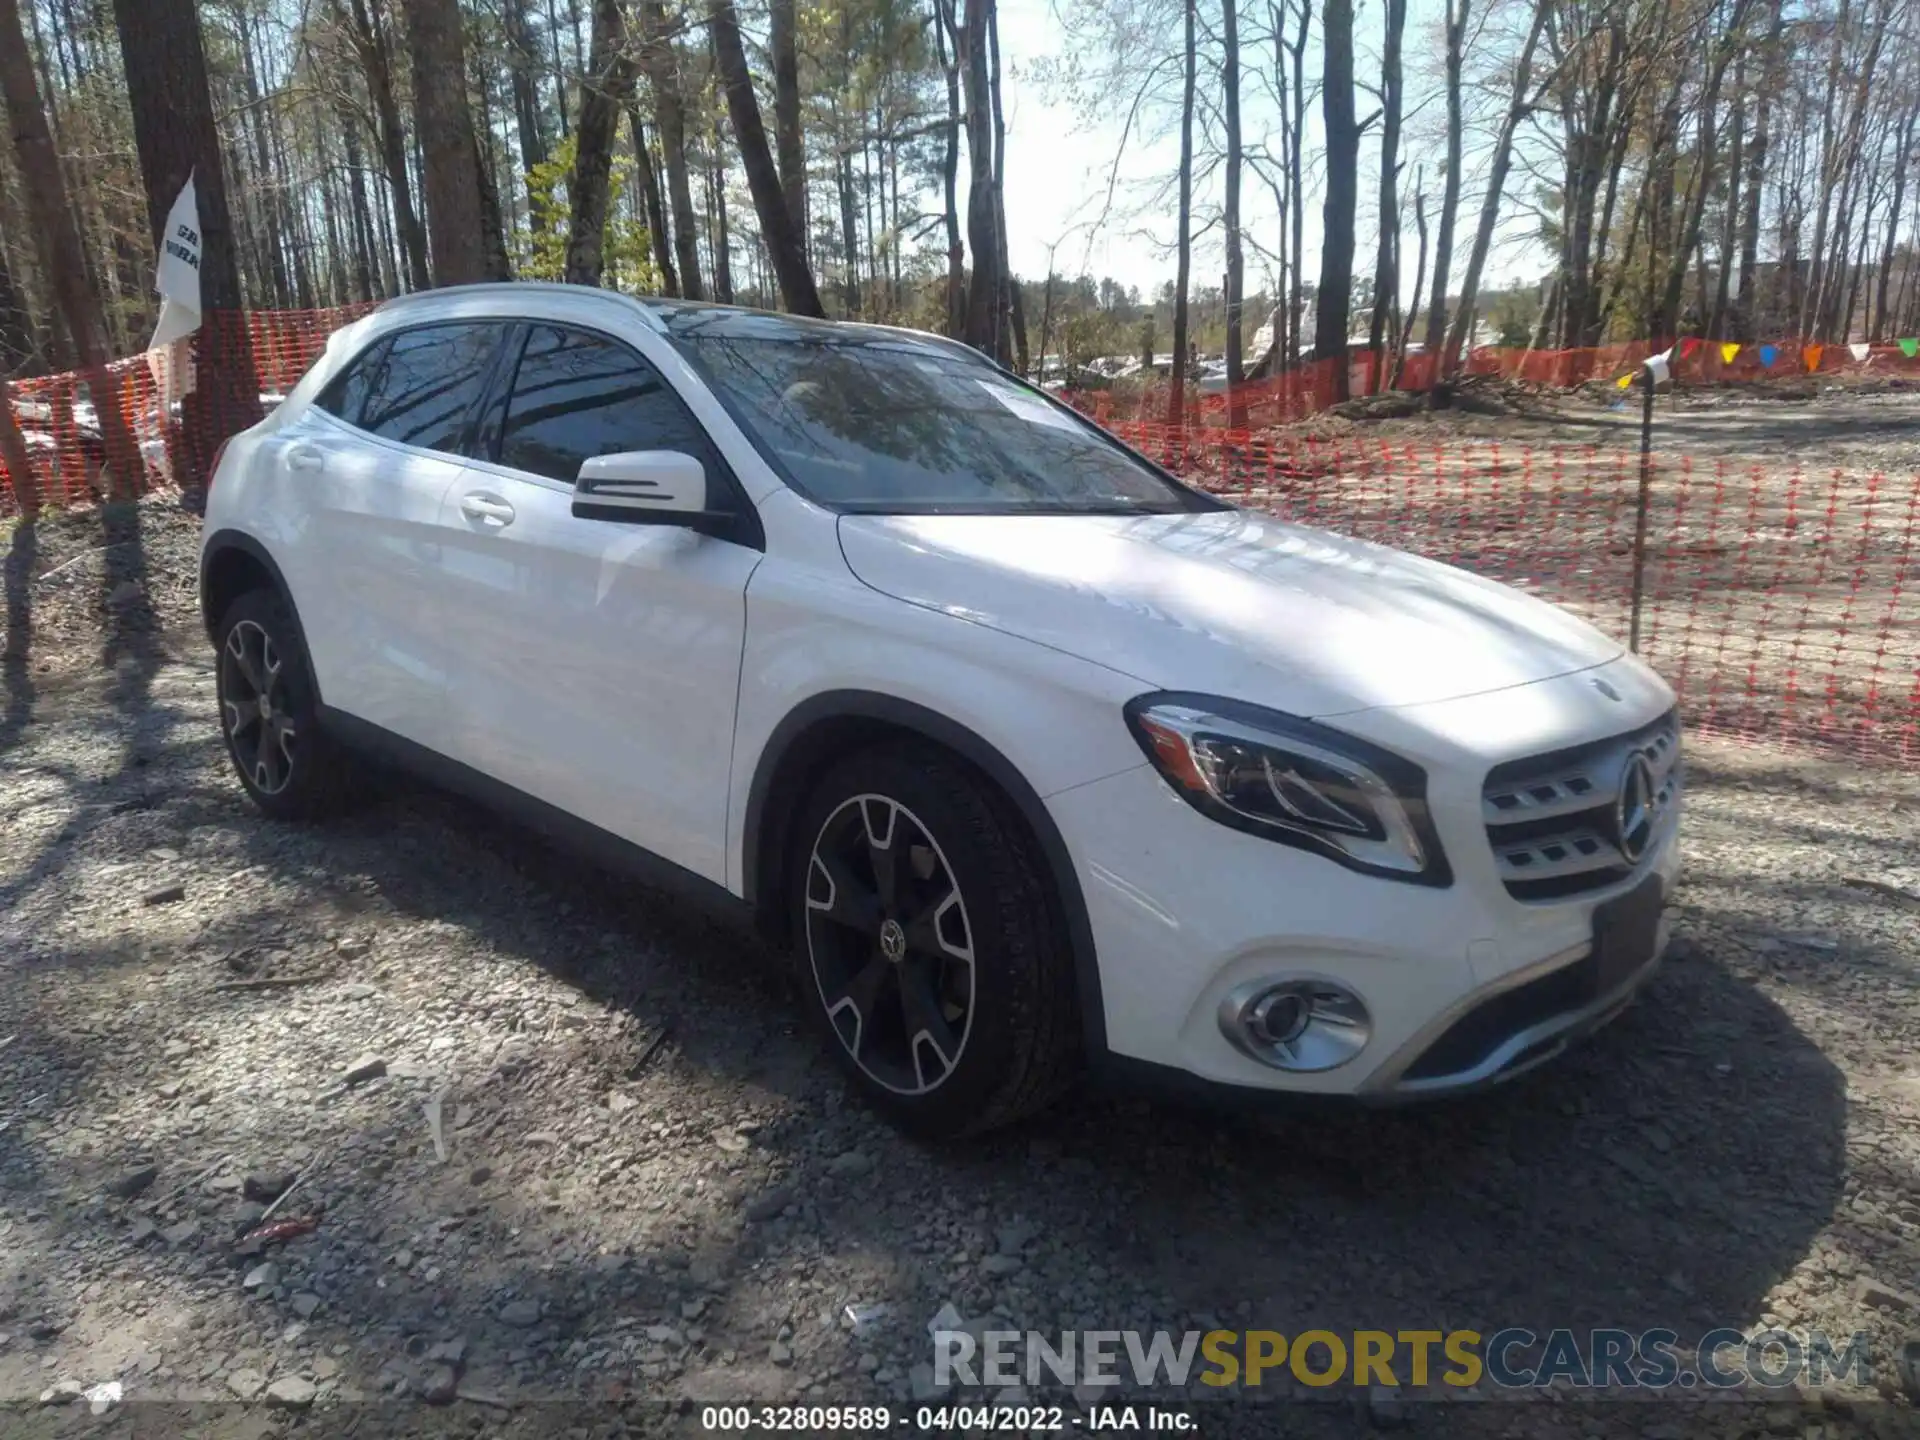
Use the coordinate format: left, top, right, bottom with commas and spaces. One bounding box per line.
494, 325, 730, 499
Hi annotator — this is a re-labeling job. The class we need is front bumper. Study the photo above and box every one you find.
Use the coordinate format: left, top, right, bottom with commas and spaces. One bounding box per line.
1359, 903, 1670, 1100
1048, 660, 1681, 1102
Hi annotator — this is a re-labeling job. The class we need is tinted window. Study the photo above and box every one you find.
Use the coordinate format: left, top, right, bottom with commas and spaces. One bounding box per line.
313, 337, 388, 425
498, 325, 723, 486
359, 323, 506, 453
674, 328, 1210, 515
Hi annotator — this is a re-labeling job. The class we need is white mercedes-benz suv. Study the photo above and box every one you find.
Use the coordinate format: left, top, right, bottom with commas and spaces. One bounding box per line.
199, 282, 1681, 1136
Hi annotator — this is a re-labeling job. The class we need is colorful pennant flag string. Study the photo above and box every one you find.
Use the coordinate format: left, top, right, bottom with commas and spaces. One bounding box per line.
1615, 372, 1634, 390
1759, 344, 1779, 368
1901, 338, 1920, 359
1679, 337, 1701, 360
1720, 342, 1741, 364
1644, 347, 1673, 384
1803, 344, 1824, 372
1850, 342, 1872, 362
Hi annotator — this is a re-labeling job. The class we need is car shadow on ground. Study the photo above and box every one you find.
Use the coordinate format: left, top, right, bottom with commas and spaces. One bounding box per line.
327, 763, 1851, 1349
0, 671, 1854, 1426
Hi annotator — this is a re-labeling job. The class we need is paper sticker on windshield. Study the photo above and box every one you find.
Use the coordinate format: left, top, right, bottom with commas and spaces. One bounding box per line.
976, 379, 1080, 432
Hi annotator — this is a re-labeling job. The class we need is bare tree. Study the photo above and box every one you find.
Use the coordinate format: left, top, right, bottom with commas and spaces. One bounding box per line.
769, 0, 807, 244
710, 0, 824, 314
0, 0, 143, 493
1444, 0, 1551, 373
1222, 0, 1246, 419
1168, 0, 1196, 422
566, 0, 640, 284
1365, 0, 1405, 373
112, 0, 263, 483
400, 0, 509, 284
1422, 0, 1467, 365
960, 0, 1005, 358
341, 0, 430, 290
639, 0, 705, 299
1314, 0, 1357, 398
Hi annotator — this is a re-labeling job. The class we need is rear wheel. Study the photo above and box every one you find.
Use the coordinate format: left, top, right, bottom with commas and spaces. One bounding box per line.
214, 588, 361, 820
792, 743, 1080, 1137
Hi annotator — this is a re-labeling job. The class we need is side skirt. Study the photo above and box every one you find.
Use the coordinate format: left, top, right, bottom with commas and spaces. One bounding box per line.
316, 705, 757, 930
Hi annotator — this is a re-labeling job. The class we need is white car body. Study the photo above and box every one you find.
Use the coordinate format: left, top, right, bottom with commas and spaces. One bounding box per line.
201, 283, 1679, 1110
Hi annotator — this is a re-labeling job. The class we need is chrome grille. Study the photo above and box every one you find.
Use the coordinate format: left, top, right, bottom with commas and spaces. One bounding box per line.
1483, 711, 1681, 901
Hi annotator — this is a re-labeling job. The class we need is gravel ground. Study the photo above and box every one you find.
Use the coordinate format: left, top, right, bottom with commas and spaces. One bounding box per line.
2, 499, 1919, 1439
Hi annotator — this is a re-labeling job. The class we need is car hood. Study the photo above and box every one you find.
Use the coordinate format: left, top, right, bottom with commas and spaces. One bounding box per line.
836, 509, 1625, 717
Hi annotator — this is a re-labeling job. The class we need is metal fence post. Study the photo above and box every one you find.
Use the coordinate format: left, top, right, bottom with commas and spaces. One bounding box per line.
1628, 363, 1657, 652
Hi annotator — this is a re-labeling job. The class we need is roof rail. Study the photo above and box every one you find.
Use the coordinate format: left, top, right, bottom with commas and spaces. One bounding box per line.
374, 281, 669, 333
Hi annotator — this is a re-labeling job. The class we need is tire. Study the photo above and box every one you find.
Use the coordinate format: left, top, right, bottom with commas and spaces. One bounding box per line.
791, 741, 1081, 1137
214, 588, 361, 820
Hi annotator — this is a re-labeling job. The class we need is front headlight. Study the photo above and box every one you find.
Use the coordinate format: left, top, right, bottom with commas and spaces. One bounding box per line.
1124, 693, 1451, 886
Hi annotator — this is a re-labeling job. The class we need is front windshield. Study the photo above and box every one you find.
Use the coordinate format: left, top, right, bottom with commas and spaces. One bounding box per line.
673, 328, 1214, 515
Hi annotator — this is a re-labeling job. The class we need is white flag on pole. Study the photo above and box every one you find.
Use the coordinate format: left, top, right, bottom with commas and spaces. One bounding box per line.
147, 172, 204, 406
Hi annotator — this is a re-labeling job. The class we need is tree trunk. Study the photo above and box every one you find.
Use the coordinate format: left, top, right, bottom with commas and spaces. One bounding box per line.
1655, 0, 1754, 341
709, 98, 735, 303
628, 106, 680, 293
340, 113, 380, 301
837, 147, 862, 314
1315, 0, 1357, 399
769, 0, 806, 245
959, 0, 1004, 358
1222, 0, 1246, 419
710, 0, 824, 315
112, 0, 263, 488
1168, 0, 1195, 424
0, 379, 39, 517
400, 0, 506, 285
1444, 0, 1548, 373
1872, 102, 1917, 341
344, 0, 430, 290
1365, 0, 1404, 369
566, 0, 638, 285
987, 0, 1023, 370
640, 0, 704, 299
1396, 180, 1428, 383
0, 241, 36, 374
1710, 71, 1745, 340
1286, 0, 1309, 368
1422, 0, 1467, 365
1736, 0, 1782, 332
935, 0, 964, 337
0, 0, 144, 493
504, 0, 550, 186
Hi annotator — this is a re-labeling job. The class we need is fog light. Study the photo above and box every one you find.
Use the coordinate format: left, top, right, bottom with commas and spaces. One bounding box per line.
1219, 979, 1371, 1071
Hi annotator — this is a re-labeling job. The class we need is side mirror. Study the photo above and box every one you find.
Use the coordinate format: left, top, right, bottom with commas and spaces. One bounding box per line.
572, 450, 709, 523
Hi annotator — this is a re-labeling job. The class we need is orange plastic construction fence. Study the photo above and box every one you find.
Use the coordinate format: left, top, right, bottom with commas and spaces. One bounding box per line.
2, 308, 1917, 770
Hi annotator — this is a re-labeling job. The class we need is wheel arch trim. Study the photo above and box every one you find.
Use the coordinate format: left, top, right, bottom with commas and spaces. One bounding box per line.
200, 529, 324, 706
741, 689, 1109, 1056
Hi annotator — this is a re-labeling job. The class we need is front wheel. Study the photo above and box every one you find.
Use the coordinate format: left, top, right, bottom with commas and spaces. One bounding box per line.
214, 588, 361, 820
791, 743, 1080, 1137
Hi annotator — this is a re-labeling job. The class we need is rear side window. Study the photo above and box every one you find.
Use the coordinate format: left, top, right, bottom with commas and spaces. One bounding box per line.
496, 325, 723, 485
358, 322, 507, 454
312, 337, 388, 426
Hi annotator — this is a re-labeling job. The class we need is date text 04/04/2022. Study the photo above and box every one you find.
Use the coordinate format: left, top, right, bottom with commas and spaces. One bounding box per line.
697, 1404, 1199, 1431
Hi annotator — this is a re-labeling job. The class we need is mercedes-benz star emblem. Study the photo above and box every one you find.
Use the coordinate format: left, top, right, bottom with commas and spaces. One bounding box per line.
879, 918, 907, 962
1614, 751, 1658, 862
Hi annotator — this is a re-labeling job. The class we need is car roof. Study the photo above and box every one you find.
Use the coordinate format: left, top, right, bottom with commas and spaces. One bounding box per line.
370, 282, 980, 360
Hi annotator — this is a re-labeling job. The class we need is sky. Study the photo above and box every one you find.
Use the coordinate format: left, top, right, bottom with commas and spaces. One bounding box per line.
979, 0, 1554, 307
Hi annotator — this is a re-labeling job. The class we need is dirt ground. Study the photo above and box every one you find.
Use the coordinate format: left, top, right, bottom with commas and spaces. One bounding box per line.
0, 399, 1918, 1437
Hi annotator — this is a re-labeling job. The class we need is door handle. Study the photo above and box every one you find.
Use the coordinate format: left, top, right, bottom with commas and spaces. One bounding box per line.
459, 492, 516, 527
285, 444, 326, 474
